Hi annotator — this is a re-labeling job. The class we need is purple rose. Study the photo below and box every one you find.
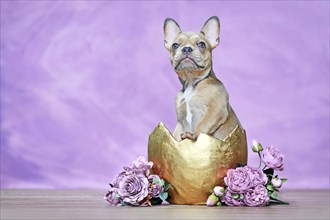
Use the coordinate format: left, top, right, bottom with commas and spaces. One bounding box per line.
118, 173, 149, 205
262, 146, 284, 171
221, 189, 245, 206
132, 156, 153, 175
104, 187, 121, 206
244, 166, 268, 187
244, 185, 270, 207
113, 166, 134, 188
224, 167, 251, 193
148, 175, 164, 198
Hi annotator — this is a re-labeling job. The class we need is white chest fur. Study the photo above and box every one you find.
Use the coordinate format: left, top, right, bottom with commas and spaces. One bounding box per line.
181, 85, 194, 125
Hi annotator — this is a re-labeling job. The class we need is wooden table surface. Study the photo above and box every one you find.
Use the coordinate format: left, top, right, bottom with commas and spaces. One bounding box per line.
1, 189, 329, 220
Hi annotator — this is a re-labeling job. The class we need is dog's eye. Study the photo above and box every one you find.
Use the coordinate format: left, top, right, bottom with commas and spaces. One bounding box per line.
172, 43, 179, 50
197, 42, 206, 49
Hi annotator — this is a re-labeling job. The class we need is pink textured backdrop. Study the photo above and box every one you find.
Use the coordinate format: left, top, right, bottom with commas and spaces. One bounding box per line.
1, 1, 329, 189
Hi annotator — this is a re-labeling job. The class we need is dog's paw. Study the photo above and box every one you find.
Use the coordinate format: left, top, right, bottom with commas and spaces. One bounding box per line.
180, 132, 198, 141
180, 132, 193, 140
191, 133, 199, 141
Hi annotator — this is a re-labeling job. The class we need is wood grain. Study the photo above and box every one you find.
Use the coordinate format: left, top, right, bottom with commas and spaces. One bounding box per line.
1, 189, 329, 220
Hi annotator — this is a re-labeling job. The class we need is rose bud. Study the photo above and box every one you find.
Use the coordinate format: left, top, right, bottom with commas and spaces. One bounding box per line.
206, 193, 219, 206
252, 139, 263, 152
271, 177, 282, 189
213, 186, 225, 197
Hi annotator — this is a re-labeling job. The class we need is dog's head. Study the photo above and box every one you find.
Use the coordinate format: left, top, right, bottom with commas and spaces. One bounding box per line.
164, 16, 220, 81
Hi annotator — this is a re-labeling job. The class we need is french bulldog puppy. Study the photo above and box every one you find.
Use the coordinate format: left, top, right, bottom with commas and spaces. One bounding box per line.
164, 16, 243, 141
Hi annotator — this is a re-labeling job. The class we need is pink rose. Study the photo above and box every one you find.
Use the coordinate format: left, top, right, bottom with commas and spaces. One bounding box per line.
118, 173, 149, 205
104, 187, 122, 206
131, 156, 154, 175
262, 146, 284, 171
221, 189, 245, 206
244, 166, 268, 187
224, 167, 251, 193
148, 174, 164, 198
244, 185, 269, 207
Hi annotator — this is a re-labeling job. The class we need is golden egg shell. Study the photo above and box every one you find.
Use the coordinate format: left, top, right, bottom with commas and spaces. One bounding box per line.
148, 122, 247, 205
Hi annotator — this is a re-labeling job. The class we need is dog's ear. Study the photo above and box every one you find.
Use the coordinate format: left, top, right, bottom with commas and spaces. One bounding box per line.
201, 16, 220, 49
164, 18, 181, 51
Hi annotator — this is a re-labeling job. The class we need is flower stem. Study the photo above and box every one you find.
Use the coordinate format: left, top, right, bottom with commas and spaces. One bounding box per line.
258, 152, 262, 168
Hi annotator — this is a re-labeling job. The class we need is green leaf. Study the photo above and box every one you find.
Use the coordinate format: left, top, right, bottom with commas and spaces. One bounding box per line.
281, 178, 288, 183
232, 194, 239, 199
236, 163, 245, 167
153, 178, 159, 184
114, 193, 120, 199
270, 192, 278, 199
150, 197, 162, 205
164, 184, 171, 191
159, 179, 165, 187
264, 168, 274, 176
267, 184, 275, 191
240, 194, 244, 200
216, 201, 222, 206
121, 201, 128, 206
269, 198, 290, 205
264, 168, 274, 183
159, 192, 168, 201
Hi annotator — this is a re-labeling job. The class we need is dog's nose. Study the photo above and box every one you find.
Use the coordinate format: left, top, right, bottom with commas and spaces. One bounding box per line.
182, 46, 193, 54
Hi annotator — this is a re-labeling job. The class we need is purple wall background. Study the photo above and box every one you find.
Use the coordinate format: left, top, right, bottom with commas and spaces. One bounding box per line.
1, 1, 329, 189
